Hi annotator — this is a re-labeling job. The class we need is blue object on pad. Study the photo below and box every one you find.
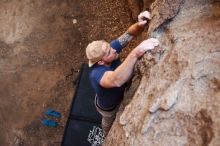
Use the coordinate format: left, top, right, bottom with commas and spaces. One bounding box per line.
42, 119, 58, 127
44, 108, 61, 118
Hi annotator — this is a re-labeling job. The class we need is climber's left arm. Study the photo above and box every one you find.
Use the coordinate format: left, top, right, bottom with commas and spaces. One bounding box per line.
110, 11, 152, 53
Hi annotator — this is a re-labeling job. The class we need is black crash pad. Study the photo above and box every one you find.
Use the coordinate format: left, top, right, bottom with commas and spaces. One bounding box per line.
62, 64, 103, 146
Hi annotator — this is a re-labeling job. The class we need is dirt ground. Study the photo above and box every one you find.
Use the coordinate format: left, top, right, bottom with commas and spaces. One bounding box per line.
0, 0, 141, 145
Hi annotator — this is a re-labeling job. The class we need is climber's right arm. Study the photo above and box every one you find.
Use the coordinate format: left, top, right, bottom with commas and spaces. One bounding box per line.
100, 38, 159, 88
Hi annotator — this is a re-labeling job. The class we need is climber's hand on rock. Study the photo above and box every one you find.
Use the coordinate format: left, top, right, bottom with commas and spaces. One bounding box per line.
138, 11, 151, 26
134, 38, 159, 57
135, 38, 159, 57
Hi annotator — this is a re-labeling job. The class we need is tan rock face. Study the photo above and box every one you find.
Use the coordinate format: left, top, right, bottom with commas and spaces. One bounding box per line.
104, 0, 220, 145
126, 0, 142, 21
126, 0, 156, 21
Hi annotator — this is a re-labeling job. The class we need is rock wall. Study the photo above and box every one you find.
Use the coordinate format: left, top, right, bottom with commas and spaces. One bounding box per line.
104, 0, 220, 145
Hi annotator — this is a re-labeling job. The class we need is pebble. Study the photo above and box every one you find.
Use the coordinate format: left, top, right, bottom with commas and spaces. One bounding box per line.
72, 19, 77, 24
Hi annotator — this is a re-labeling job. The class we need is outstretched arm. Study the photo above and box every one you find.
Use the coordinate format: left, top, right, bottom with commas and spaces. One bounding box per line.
100, 38, 159, 88
127, 11, 151, 36
111, 11, 152, 52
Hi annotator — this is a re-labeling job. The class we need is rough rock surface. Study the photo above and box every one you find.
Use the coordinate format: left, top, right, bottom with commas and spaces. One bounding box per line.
126, 0, 156, 21
104, 0, 220, 146
126, 0, 142, 21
